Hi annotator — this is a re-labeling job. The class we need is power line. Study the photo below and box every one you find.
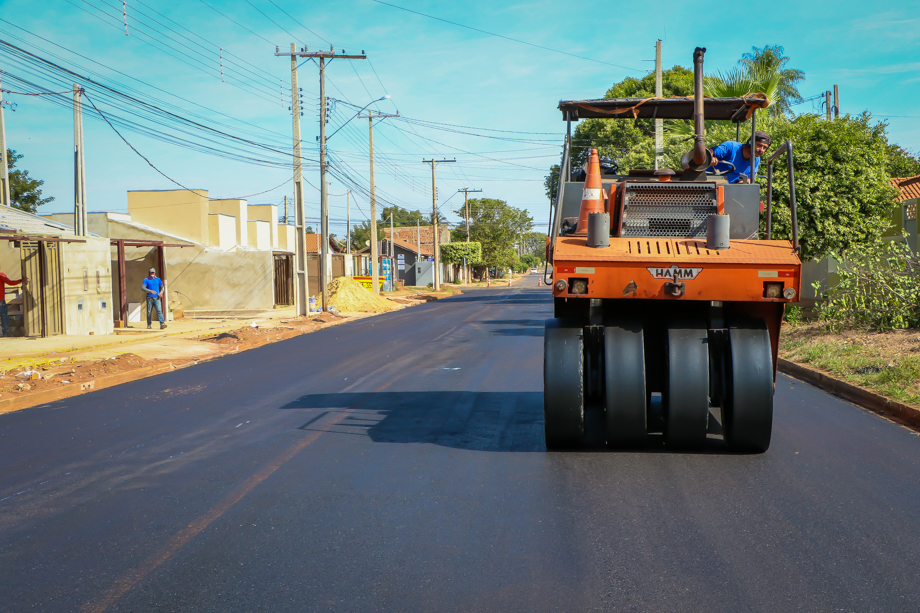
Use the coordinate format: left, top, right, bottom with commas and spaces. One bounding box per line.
371, 0, 644, 72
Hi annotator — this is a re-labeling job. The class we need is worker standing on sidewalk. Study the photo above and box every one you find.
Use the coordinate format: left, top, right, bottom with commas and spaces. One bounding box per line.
141, 268, 167, 330
0, 269, 26, 337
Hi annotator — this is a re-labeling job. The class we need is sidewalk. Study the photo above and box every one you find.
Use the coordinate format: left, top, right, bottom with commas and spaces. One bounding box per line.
0, 307, 303, 371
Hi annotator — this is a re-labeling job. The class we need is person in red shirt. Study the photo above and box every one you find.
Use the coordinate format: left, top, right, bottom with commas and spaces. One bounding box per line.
1, 271, 26, 337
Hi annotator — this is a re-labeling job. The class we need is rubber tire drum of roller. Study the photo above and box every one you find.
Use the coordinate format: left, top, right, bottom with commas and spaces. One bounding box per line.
605, 321, 647, 447
724, 319, 774, 453
665, 322, 710, 448
544, 318, 585, 449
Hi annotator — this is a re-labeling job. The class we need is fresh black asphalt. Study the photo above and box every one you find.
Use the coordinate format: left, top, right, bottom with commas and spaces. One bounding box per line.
2, 277, 920, 612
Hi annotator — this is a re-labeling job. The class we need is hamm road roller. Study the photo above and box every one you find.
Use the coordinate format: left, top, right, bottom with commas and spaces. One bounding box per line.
544, 47, 801, 452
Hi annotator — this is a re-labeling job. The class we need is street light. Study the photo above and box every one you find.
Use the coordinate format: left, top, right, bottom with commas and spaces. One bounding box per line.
326, 95, 390, 140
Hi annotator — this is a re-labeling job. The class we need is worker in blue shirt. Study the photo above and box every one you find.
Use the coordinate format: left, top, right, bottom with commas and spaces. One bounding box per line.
709, 130, 771, 183
141, 267, 167, 330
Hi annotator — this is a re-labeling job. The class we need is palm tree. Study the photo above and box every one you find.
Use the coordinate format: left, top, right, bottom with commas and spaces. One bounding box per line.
704, 66, 780, 106
740, 45, 804, 116
703, 46, 804, 117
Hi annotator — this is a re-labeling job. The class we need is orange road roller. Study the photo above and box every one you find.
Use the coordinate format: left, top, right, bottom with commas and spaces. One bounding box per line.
544, 47, 801, 452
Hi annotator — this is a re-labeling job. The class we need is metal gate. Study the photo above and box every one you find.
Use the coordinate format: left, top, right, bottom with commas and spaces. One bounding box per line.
273, 253, 293, 306
20, 241, 64, 337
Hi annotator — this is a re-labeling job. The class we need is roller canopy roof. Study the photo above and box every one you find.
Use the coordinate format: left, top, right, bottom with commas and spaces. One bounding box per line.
558, 94, 769, 122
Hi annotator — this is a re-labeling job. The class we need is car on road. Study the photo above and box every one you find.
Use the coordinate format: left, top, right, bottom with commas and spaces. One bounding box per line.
531, 268, 539, 274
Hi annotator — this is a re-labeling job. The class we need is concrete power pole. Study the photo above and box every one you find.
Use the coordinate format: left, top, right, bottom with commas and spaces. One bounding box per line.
73, 84, 87, 236
423, 158, 455, 291
0, 75, 11, 208
283, 195, 288, 224
654, 40, 663, 170
346, 189, 351, 255
276, 45, 366, 311
826, 91, 832, 120
457, 187, 481, 285
833, 85, 839, 119
359, 111, 397, 295
276, 44, 310, 316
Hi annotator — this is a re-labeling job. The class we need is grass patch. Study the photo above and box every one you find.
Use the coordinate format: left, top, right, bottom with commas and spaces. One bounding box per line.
781, 322, 920, 407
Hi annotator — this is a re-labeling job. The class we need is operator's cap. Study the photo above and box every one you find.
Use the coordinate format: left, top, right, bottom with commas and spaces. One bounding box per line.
750, 130, 771, 145
149, 268, 156, 273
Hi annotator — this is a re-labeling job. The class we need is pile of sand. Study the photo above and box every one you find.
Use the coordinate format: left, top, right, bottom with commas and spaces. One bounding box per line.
317, 277, 398, 313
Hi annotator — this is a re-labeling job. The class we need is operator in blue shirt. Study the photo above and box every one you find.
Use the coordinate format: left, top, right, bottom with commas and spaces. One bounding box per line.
709, 130, 771, 183
141, 267, 167, 330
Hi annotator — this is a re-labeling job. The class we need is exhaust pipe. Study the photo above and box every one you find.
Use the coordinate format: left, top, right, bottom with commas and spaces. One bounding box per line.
682, 47, 713, 171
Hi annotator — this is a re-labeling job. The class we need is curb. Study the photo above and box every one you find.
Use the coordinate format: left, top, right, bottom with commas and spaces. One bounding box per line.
777, 358, 920, 430
0, 363, 175, 416
0, 316, 354, 416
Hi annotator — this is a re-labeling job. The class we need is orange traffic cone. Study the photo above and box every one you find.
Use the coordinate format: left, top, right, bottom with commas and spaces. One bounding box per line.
575, 148, 605, 235
538, 278, 542, 287
487, 279, 491, 287
508, 279, 512, 287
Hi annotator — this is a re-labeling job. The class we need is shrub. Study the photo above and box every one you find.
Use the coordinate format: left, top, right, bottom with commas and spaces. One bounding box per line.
815, 238, 920, 331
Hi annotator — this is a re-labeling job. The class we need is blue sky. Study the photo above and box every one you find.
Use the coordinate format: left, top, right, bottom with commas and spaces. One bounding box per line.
1, 0, 918, 236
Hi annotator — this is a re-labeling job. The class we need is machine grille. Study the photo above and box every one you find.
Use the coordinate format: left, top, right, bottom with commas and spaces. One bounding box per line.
621, 183, 718, 238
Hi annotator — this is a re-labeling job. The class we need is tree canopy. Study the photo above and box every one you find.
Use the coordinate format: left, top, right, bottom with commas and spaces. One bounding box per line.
665, 112, 898, 260
466, 198, 533, 272
6, 149, 54, 213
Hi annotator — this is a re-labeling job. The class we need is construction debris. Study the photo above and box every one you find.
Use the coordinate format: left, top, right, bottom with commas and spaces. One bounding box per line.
317, 277, 398, 313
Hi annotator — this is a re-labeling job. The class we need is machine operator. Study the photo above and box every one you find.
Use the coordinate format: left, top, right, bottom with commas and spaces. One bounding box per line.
709, 130, 771, 184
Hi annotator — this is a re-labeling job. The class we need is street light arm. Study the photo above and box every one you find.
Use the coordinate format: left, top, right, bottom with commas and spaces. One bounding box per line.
327, 95, 389, 140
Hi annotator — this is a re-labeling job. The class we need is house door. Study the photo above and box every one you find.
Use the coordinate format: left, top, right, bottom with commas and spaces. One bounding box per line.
273, 253, 293, 306
20, 241, 64, 337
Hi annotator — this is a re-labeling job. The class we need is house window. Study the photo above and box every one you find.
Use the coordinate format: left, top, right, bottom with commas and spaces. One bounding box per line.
906, 202, 917, 221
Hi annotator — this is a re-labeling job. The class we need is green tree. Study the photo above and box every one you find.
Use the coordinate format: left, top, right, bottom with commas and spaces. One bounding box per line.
886, 143, 920, 178
467, 198, 533, 275
568, 66, 695, 173
689, 112, 897, 260
521, 231, 547, 259
544, 164, 560, 202
740, 45, 805, 116
440, 242, 482, 264
6, 149, 54, 213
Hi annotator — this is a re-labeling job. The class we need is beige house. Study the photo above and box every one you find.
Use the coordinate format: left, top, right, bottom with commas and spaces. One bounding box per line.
48, 189, 296, 316
1, 206, 114, 337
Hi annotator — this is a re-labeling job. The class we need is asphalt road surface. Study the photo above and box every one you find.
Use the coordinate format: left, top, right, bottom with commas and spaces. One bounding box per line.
3, 277, 920, 612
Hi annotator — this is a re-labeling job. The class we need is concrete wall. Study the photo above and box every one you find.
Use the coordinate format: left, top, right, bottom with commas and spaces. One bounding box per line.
209, 199, 248, 247
127, 189, 210, 245
248, 204, 278, 249
248, 220, 271, 251
278, 224, 295, 252
106, 218, 274, 311
167, 248, 274, 311
61, 237, 115, 336
208, 214, 237, 250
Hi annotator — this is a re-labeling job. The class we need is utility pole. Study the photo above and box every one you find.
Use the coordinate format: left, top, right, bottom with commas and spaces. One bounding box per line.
389, 212, 395, 288
0, 74, 11, 208
73, 84, 87, 236
654, 39, 663, 170
276, 45, 366, 311
359, 110, 398, 295
423, 158, 455, 291
826, 91, 832, 120
346, 189, 351, 255
833, 85, 839, 118
283, 195, 288, 224
457, 187, 481, 285
457, 188, 482, 242
276, 44, 310, 316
